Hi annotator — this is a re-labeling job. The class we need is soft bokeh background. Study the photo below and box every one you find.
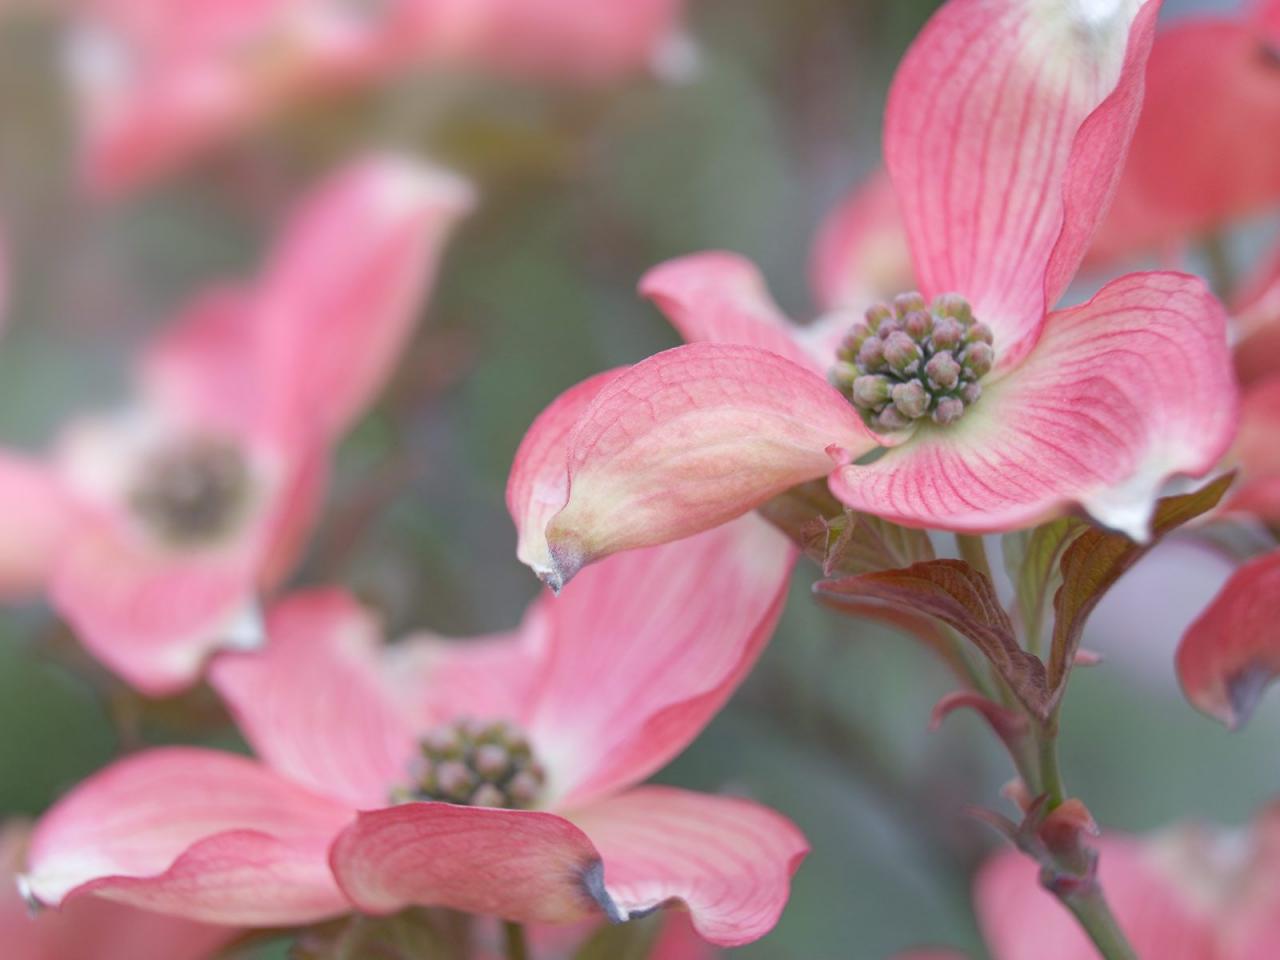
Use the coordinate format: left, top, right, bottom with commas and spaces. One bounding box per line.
0, 0, 1270, 957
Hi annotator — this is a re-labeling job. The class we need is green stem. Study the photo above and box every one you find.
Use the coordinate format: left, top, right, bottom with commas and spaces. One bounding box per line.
1203, 231, 1237, 304
503, 921, 529, 960
1062, 889, 1139, 960
955, 534, 993, 582
1034, 717, 1067, 810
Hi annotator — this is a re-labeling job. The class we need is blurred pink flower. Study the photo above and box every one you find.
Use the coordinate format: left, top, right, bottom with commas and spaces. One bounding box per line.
0, 154, 472, 694
973, 815, 1280, 960
509, 0, 1238, 590
1, 822, 234, 960
22, 514, 806, 946
1234, 241, 1280, 391
1090, 1, 1280, 266
67, 0, 690, 196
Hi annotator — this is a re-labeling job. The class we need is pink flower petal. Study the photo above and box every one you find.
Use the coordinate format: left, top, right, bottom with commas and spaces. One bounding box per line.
329, 802, 606, 924
639, 253, 821, 371
1092, 15, 1280, 264
255, 154, 474, 444
884, 0, 1160, 365
1234, 242, 1280, 391
830, 272, 1237, 539
569, 786, 808, 948
25, 748, 352, 926
0, 452, 75, 599
974, 836, 1217, 960
209, 589, 417, 809
1228, 380, 1280, 522
809, 169, 913, 314
540, 342, 874, 587
507, 369, 624, 582
530, 514, 795, 806
1, 822, 236, 960
1176, 550, 1280, 729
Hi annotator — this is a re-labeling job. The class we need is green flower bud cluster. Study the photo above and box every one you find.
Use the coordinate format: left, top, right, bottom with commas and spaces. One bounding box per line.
129, 436, 250, 545
393, 717, 546, 809
829, 291, 993, 431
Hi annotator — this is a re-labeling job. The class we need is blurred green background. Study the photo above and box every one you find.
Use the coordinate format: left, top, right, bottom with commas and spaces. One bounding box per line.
0, 1, 1268, 957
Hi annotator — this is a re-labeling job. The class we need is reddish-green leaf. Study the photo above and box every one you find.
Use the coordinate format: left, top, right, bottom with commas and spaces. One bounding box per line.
1002, 518, 1085, 654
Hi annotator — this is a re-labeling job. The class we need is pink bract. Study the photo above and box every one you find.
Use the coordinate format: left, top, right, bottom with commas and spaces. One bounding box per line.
0, 154, 472, 694
23, 515, 806, 946
508, 0, 1238, 590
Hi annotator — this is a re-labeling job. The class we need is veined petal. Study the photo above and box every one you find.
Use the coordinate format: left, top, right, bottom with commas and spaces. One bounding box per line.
568, 786, 808, 948
542, 342, 874, 588
809, 169, 913, 314
885, 0, 1160, 365
209, 589, 416, 809
329, 803, 605, 923
0, 452, 74, 599
255, 154, 474, 443
24, 748, 352, 926
639, 253, 821, 371
507, 369, 624, 581
1176, 550, 1280, 729
529, 514, 795, 806
830, 272, 1236, 538
974, 837, 1217, 960
1227, 380, 1280, 522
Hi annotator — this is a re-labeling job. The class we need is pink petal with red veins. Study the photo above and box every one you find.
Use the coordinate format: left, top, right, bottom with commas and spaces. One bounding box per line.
507, 368, 624, 581
568, 786, 808, 948
209, 589, 416, 809
1176, 549, 1280, 729
831, 272, 1237, 539
639, 253, 820, 372
0, 452, 75, 599
809, 169, 913, 314
1092, 16, 1280, 264
974, 837, 1216, 960
255, 154, 473, 444
529, 514, 794, 806
24, 748, 352, 926
884, 0, 1160, 366
49, 528, 262, 696
329, 803, 607, 924
541, 342, 875, 588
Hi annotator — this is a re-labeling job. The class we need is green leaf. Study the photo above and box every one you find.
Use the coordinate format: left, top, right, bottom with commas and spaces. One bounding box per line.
817, 559, 1049, 717
1002, 519, 1085, 656
571, 915, 663, 960
1046, 473, 1236, 707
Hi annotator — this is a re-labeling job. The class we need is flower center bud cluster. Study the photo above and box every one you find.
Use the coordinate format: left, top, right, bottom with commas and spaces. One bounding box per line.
829, 292, 994, 431
128, 437, 250, 545
394, 717, 546, 810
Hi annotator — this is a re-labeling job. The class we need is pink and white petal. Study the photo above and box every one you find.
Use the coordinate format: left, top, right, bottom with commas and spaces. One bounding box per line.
830, 272, 1237, 539
209, 589, 416, 809
256, 446, 330, 589
639, 253, 821, 372
1175, 550, 1280, 729
809, 169, 913, 314
507, 369, 623, 581
255, 154, 474, 443
568, 786, 808, 948
24, 748, 353, 926
330, 803, 606, 924
0, 452, 75, 599
529, 514, 794, 806
974, 837, 1217, 960
884, 0, 1160, 365
542, 342, 875, 588
383, 606, 550, 731
50, 528, 263, 696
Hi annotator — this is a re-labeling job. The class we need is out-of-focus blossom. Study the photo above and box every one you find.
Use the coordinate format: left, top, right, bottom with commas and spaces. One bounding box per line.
22, 515, 806, 946
1234, 240, 1280, 391
1176, 548, 1280, 729
1089, 2, 1280, 265
1, 822, 234, 960
973, 813, 1280, 959
508, 0, 1238, 590
1225, 379, 1280, 524
0, 154, 472, 694
68, 0, 690, 196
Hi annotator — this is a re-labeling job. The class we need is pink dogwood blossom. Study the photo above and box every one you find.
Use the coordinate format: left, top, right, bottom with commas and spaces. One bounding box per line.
1, 822, 235, 960
67, 0, 689, 196
509, 0, 1238, 590
0, 154, 472, 694
21, 514, 806, 946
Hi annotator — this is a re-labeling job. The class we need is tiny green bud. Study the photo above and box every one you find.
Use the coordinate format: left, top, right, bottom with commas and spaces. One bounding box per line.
839, 322, 874, 359
856, 336, 885, 371
962, 341, 994, 379
932, 397, 965, 425
925, 351, 961, 391
904, 310, 933, 340
829, 361, 860, 390
933, 293, 973, 323
852, 374, 893, 408
883, 332, 922, 375
891, 380, 930, 420
962, 381, 983, 405
893, 292, 927, 317
864, 302, 893, 331
876, 405, 912, 431
965, 322, 994, 345
931, 317, 964, 351
470, 784, 507, 808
